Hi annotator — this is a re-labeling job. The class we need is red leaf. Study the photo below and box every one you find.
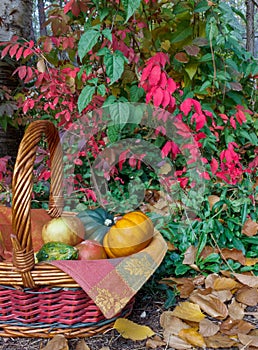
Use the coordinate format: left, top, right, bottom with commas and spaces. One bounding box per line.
141, 63, 154, 83
9, 43, 19, 58
175, 52, 189, 63
16, 66, 27, 80
149, 65, 161, 86
23, 48, 33, 58
15, 46, 24, 60
152, 87, 164, 106
1, 44, 12, 58
184, 45, 200, 56
210, 158, 218, 174
229, 116, 236, 129
24, 67, 34, 83
200, 171, 210, 180
180, 98, 193, 115
118, 149, 129, 170
162, 89, 170, 108
167, 78, 177, 93
159, 72, 167, 89
191, 112, 206, 131
235, 109, 246, 125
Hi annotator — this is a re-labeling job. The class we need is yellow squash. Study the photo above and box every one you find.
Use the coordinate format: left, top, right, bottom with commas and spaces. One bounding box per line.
103, 211, 154, 258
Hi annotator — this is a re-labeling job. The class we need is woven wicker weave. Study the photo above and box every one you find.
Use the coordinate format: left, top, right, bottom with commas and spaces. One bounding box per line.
0, 120, 133, 338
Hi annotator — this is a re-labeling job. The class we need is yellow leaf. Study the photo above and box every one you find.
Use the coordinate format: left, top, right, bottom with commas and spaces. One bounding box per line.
113, 318, 155, 340
171, 301, 205, 322
245, 257, 258, 266
41, 335, 69, 350
161, 40, 171, 51
178, 328, 206, 348
213, 276, 241, 291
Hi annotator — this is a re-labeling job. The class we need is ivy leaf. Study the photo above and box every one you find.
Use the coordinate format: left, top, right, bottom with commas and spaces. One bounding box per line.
121, 0, 141, 22
78, 26, 101, 61
104, 50, 128, 85
78, 85, 95, 113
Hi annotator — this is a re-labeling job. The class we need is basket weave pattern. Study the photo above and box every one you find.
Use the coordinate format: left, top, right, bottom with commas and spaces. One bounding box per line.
0, 120, 134, 338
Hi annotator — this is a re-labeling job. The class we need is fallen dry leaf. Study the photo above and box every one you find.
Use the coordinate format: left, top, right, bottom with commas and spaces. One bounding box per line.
242, 218, 258, 236
233, 273, 258, 288
220, 318, 255, 335
220, 248, 246, 265
178, 328, 206, 348
41, 335, 68, 350
75, 340, 91, 350
113, 318, 155, 340
204, 333, 237, 348
205, 273, 220, 289
190, 291, 228, 319
160, 312, 190, 334
199, 318, 220, 337
145, 335, 166, 349
245, 257, 258, 266
238, 333, 258, 347
163, 333, 192, 349
161, 277, 195, 298
183, 245, 196, 265
171, 301, 205, 322
235, 286, 258, 306
211, 289, 233, 303
212, 276, 242, 291
228, 298, 245, 320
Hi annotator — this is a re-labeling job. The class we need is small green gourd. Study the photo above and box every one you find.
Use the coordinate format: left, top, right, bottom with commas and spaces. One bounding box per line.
36, 242, 78, 262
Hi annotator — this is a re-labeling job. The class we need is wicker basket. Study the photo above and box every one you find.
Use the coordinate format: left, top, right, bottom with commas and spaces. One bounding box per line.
0, 120, 134, 338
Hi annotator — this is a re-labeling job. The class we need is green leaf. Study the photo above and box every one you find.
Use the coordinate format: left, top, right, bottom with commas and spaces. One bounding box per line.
171, 26, 192, 43
185, 63, 198, 80
78, 85, 95, 113
102, 28, 112, 42
109, 102, 130, 129
107, 124, 120, 143
121, 0, 141, 22
129, 85, 145, 102
78, 27, 101, 61
194, 0, 209, 13
104, 50, 127, 85
97, 84, 106, 96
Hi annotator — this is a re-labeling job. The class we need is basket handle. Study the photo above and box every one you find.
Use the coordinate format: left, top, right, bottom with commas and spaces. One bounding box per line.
11, 120, 63, 287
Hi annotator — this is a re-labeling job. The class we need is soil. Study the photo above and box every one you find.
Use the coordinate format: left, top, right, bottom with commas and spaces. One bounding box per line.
0, 290, 166, 350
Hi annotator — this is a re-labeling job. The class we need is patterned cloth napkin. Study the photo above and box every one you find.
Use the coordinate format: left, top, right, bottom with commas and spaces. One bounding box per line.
50, 230, 167, 319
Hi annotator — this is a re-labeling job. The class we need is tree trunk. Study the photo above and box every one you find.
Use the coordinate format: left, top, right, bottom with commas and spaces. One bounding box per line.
246, 0, 255, 55
0, 0, 33, 158
38, 0, 47, 37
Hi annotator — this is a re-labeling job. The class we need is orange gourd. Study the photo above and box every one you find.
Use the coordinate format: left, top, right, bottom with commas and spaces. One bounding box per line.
103, 211, 154, 258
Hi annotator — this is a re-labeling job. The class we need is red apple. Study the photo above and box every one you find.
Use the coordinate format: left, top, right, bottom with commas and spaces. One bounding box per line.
76, 239, 107, 260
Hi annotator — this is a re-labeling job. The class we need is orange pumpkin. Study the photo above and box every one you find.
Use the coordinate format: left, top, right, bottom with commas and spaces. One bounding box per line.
103, 211, 154, 258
